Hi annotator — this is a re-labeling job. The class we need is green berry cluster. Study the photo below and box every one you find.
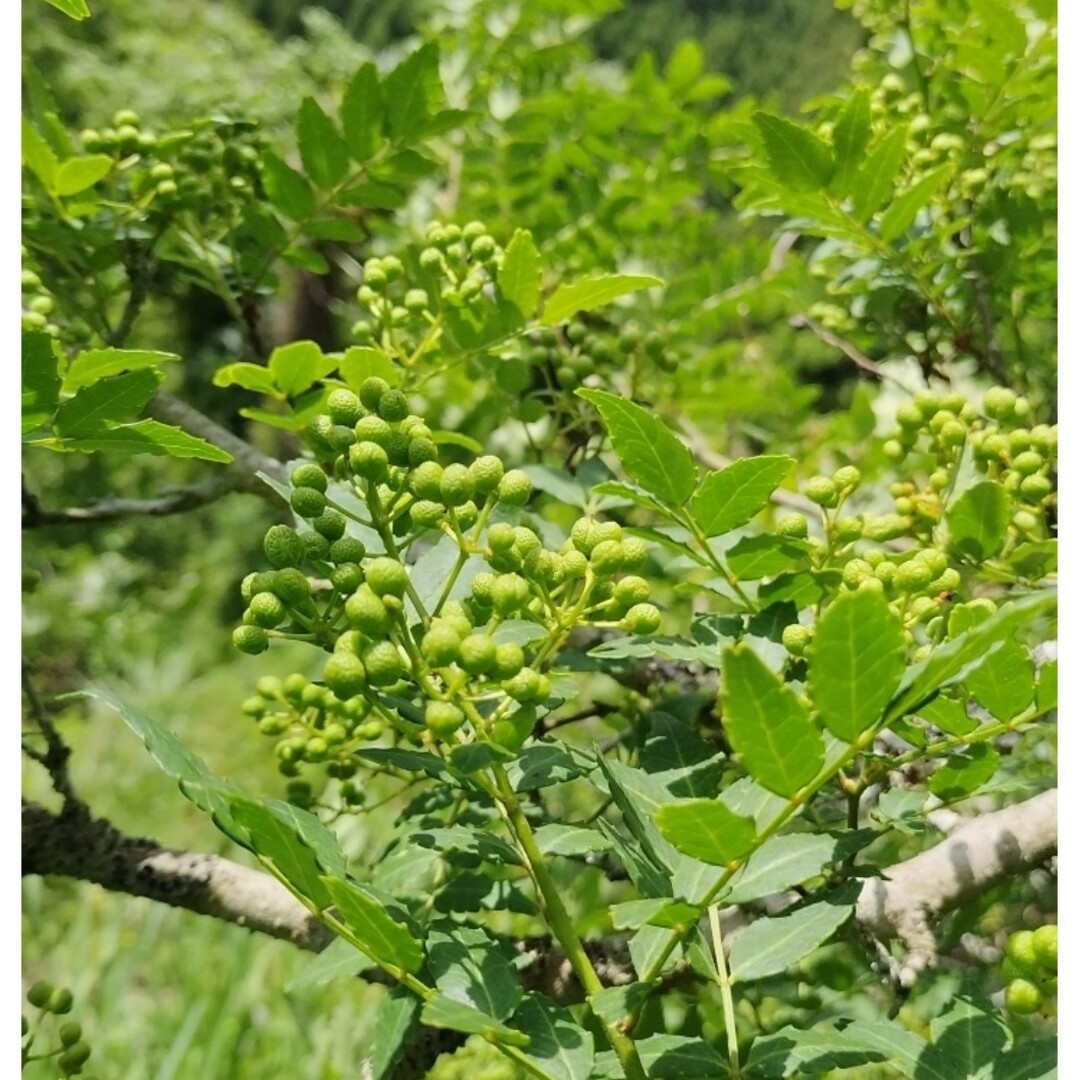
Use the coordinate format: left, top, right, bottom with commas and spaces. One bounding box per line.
80, 112, 265, 211
351, 220, 505, 349
23, 982, 94, 1077
495, 319, 681, 425
1001, 924, 1057, 1017
21, 255, 60, 338
883, 387, 1056, 542
233, 383, 661, 802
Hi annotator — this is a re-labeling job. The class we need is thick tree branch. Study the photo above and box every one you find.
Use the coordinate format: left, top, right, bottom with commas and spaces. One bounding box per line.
856, 788, 1057, 985
146, 390, 288, 491
22, 476, 241, 528
22, 801, 333, 951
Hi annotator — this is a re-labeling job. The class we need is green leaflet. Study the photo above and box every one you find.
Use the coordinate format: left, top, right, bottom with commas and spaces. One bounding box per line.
753, 111, 834, 191
690, 456, 794, 537
808, 590, 905, 743
297, 96, 351, 188
499, 228, 542, 318
542, 273, 662, 326
721, 643, 824, 796
577, 389, 697, 505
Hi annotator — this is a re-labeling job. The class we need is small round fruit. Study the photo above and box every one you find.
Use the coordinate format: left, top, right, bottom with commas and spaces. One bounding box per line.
614, 575, 650, 607
425, 700, 466, 737
833, 465, 861, 490
291, 463, 328, 492
1004, 978, 1042, 1015
329, 537, 366, 564
1006, 930, 1040, 975
326, 388, 363, 427
270, 568, 311, 606
439, 463, 475, 507
345, 586, 393, 637
324, 653, 368, 700
48, 988, 74, 1014
468, 454, 504, 494
233, 625, 270, 654
804, 476, 839, 508
782, 623, 813, 656
264, 525, 304, 568
1032, 924, 1057, 970
497, 469, 532, 506
623, 603, 662, 634
362, 641, 406, 686
249, 591, 287, 628
983, 386, 1017, 421
491, 641, 525, 679
291, 486, 326, 519
27, 982, 53, 1008
378, 389, 409, 422
349, 440, 389, 483
313, 510, 346, 541
410, 461, 444, 500
458, 633, 497, 675
366, 556, 408, 598
421, 625, 462, 666
776, 514, 809, 539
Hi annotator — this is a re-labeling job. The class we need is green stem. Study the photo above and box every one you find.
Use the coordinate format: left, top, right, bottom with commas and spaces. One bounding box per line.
709, 905, 742, 1080
488, 762, 648, 1080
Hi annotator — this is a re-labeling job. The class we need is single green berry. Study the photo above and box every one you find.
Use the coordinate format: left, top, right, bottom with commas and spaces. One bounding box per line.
354, 414, 393, 448
621, 536, 649, 570
48, 988, 74, 1014
346, 586, 393, 637
782, 623, 813, 655
1005, 978, 1042, 1015
410, 460, 444, 500
776, 514, 809, 539
1006, 930, 1041, 975
27, 982, 53, 1008
327, 389, 363, 427
487, 522, 516, 552
349, 441, 389, 483
983, 386, 1017, 421
58, 1021, 83, 1047
425, 700, 466, 737
833, 465, 861, 491
410, 499, 445, 529
58, 1042, 92, 1070
895, 402, 923, 428
439, 463, 475, 508
1011, 450, 1044, 477
842, 559, 873, 589
894, 559, 935, 593
491, 642, 525, 679
614, 575, 650, 607
454, 500, 479, 530
1032, 924, 1057, 970
378, 389, 410, 422
570, 517, 601, 555
366, 556, 408, 598
270, 568, 311, 606
804, 476, 839, 508
458, 633, 497, 675
249, 591, 287, 628
329, 537, 366, 564
469, 455, 504, 494
331, 563, 363, 594
263, 525, 304, 569
590, 539, 624, 576
324, 653, 368, 700
282, 673, 308, 704
862, 514, 909, 542
421, 625, 462, 666
623, 603, 662, 635
362, 640, 406, 686
291, 486, 326, 519
560, 549, 588, 579
492, 574, 530, 616
408, 438, 438, 468
497, 469, 532, 506
291, 463, 328, 492
503, 666, 542, 703
1020, 474, 1052, 502
313, 510, 346, 541
233, 625, 270, 654
835, 516, 864, 543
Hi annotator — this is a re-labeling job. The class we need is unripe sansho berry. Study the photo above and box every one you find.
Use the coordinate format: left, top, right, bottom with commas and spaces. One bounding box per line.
426, 700, 466, 736
291, 486, 326, 518
327, 388, 363, 426
366, 556, 408, 598
291, 462, 328, 492
313, 509, 347, 541
234, 625, 270, 654
804, 476, 839, 507
623, 603, 661, 634
325, 652, 367, 699
497, 469, 532, 506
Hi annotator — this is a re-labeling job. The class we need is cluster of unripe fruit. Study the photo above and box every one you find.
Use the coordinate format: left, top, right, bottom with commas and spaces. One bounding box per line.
234, 377, 659, 799
351, 220, 505, 349
777, 463, 974, 660
24, 982, 93, 1076
494, 319, 680, 424
78, 110, 265, 210
21, 255, 60, 338
883, 387, 1056, 541
1001, 924, 1056, 1017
